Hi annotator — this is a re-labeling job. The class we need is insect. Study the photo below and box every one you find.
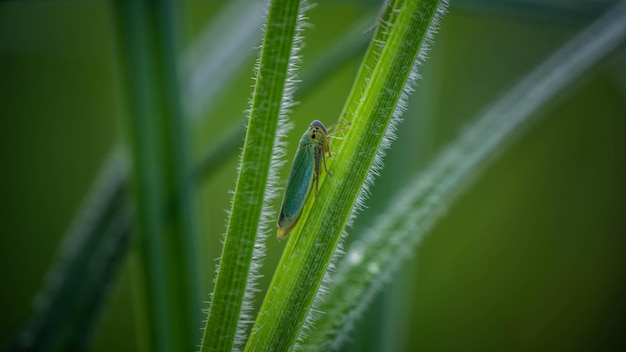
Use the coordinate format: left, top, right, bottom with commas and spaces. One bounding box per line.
276, 119, 349, 239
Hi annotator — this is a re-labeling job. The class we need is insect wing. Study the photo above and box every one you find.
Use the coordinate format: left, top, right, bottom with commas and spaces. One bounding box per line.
278, 143, 315, 230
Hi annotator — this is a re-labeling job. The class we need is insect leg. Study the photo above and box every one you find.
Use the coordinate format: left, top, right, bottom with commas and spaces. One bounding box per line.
313, 146, 322, 196
321, 145, 332, 178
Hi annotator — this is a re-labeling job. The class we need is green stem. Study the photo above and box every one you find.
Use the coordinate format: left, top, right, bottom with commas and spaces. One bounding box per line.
113, 1, 200, 351
200, 0, 303, 351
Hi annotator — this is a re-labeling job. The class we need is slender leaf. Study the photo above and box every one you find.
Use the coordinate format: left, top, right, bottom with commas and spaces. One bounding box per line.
200, 0, 306, 350
113, 1, 201, 351
183, 0, 265, 119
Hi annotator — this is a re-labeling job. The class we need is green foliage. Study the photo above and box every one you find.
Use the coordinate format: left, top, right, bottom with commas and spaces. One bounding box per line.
2, 1, 626, 352
246, 1, 448, 350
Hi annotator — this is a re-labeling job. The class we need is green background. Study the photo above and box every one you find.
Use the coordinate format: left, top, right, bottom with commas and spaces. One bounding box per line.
1, 1, 624, 351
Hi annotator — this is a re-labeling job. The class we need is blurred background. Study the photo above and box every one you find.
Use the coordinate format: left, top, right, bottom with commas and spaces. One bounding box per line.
1, 0, 625, 351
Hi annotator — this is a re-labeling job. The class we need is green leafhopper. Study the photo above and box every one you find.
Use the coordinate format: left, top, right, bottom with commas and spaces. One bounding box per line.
276, 119, 348, 239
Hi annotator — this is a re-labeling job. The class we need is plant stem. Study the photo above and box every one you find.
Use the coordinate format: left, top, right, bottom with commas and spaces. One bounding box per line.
113, 1, 201, 351
200, 0, 303, 350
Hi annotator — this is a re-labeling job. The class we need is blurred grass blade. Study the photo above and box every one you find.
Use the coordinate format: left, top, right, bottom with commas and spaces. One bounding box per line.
182, 0, 264, 119
6, 151, 128, 351
456, 0, 613, 23
246, 1, 448, 350
305, 2, 626, 349
113, 1, 201, 351
200, 0, 305, 350
64, 199, 132, 351
295, 9, 375, 100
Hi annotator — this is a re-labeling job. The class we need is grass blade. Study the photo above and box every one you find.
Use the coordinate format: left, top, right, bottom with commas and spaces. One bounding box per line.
183, 0, 264, 119
200, 0, 306, 350
113, 1, 201, 351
